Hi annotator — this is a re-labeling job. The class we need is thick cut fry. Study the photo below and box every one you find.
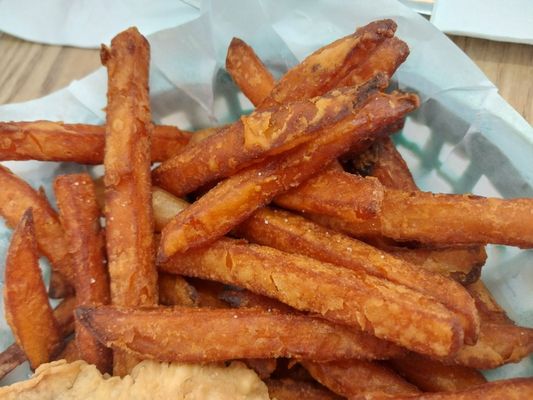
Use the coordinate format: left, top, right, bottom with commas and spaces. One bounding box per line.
0, 166, 74, 284
261, 19, 397, 107
3, 210, 61, 369
390, 353, 486, 392
158, 272, 197, 306
159, 91, 418, 258
153, 78, 386, 198
0, 121, 190, 163
265, 379, 342, 400
53, 340, 80, 363
0, 344, 26, 381
226, 37, 276, 106
393, 377, 533, 400
302, 360, 419, 399
54, 173, 112, 373
77, 306, 401, 362
238, 208, 479, 344
48, 270, 74, 299
162, 237, 464, 357
101, 27, 157, 376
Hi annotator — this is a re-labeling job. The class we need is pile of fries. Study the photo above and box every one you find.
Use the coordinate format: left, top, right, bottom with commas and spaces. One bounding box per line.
1, 19, 533, 399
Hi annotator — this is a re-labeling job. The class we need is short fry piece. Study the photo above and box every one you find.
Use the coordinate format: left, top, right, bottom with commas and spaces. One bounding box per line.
53, 340, 80, 364
243, 359, 277, 380
265, 379, 341, 400
158, 272, 197, 306
3, 210, 61, 369
48, 270, 74, 299
0, 344, 26, 381
77, 306, 400, 362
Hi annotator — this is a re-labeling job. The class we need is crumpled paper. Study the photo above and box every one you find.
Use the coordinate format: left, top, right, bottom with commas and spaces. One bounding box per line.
0, 0, 532, 385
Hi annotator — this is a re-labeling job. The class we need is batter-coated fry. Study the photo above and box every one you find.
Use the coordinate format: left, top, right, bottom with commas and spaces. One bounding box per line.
77, 306, 401, 362
0, 121, 190, 163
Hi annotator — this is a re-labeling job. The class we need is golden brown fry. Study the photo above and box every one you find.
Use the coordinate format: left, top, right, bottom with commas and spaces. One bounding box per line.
53, 296, 77, 337
238, 208, 479, 345
53, 339, 80, 363
261, 19, 397, 107
393, 377, 533, 400
390, 353, 486, 393
158, 272, 197, 306
189, 126, 225, 144
3, 210, 61, 369
77, 306, 401, 362
101, 27, 157, 376
152, 186, 190, 231
466, 281, 511, 324
153, 78, 386, 198
48, 270, 74, 299
0, 121, 190, 163
220, 288, 294, 313
302, 360, 420, 399
0, 166, 74, 284
162, 237, 463, 357
189, 278, 230, 309
243, 359, 277, 380
0, 344, 26, 381
159, 90, 418, 258
54, 173, 112, 373
265, 379, 342, 400
226, 37, 276, 106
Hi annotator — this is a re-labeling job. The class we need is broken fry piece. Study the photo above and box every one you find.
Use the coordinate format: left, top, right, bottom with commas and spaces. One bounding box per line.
158, 272, 197, 307
3, 210, 61, 369
265, 379, 341, 400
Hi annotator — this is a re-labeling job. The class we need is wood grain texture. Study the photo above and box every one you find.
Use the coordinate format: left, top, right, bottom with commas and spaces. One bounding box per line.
0, 32, 531, 124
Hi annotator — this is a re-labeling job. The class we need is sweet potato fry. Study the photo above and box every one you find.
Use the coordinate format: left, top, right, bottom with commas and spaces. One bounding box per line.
238, 208, 479, 344
54, 173, 112, 373
393, 377, 533, 400
390, 352, 486, 392
0, 121, 190, 163
0, 344, 26, 381
101, 27, 157, 375
226, 37, 276, 106
158, 272, 197, 306
77, 306, 401, 362
265, 379, 342, 400
3, 210, 61, 369
153, 77, 386, 198
161, 237, 464, 357
159, 90, 418, 258
302, 360, 420, 399
0, 166, 74, 284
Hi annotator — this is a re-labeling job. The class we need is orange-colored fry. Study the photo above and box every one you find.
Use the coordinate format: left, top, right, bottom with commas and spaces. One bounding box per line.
243, 359, 277, 380
302, 360, 419, 399
189, 126, 225, 144
0, 121, 190, 164
48, 270, 74, 299
393, 377, 533, 400
159, 90, 418, 258
54, 173, 111, 373
390, 352, 486, 393
3, 210, 61, 369
189, 278, 230, 309
265, 379, 342, 400
0, 344, 26, 381
53, 339, 80, 363
158, 272, 197, 306
220, 288, 294, 314
466, 281, 511, 324
152, 186, 190, 231
238, 208, 479, 345
77, 306, 401, 362
161, 237, 463, 357
226, 37, 276, 106
0, 166, 74, 284
261, 19, 397, 107
153, 78, 386, 198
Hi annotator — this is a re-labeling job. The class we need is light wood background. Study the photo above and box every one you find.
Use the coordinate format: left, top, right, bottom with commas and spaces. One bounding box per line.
0, 32, 531, 124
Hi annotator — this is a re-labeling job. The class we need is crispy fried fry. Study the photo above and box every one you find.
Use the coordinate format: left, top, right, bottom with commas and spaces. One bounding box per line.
162, 237, 463, 357
153, 78, 386, 198
77, 306, 400, 362
158, 272, 197, 306
0, 344, 26, 381
220, 288, 294, 313
393, 377, 533, 400
466, 281, 511, 324
189, 278, 230, 308
238, 208, 479, 344
226, 37, 276, 106
54, 173, 112, 373
390, 352, 486, 393
302, 360, 420, 399
3, 210, 61, 369
152, 186, 190, 231
48, 270, 74, 299
0, 166, 74, 284
265, 379, 342, 400
0, 122, 190, 163
53, 339, 80, 363
101, 27, 157, 376
159, 91, 418, 258
243, 359, 277, 380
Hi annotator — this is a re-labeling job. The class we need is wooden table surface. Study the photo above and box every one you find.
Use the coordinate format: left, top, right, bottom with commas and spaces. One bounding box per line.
0, 32, 531, 124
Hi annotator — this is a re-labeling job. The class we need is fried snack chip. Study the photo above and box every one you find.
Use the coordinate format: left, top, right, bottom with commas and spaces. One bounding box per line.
0, 122, 190, 164
238, 208, 479, 344
54, 174, 112, 373
159, 90, 418, 258
77, 306, 401, 362
302, 360, 420, 399
158, 272, 197, 307
393, 377, 533, 400
153, 77, 385, 198
3, 210, 61, 369
390, 352, 486, 393
265, 379, 342, 400
0, 166, 74, 284
226, 37, 276, 106
162, 237, 464, 357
